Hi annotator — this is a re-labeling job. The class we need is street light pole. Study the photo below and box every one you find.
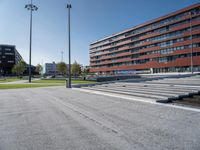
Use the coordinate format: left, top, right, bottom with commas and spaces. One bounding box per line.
189, 11, 193, 74
66, 4, 72, 88
25, 0, 38, 83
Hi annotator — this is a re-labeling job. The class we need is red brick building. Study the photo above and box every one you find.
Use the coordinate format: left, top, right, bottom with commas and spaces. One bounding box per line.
89, 3, 200, 75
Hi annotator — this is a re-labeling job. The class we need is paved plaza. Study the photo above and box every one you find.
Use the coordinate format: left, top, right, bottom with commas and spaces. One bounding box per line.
0, 86, 200, 150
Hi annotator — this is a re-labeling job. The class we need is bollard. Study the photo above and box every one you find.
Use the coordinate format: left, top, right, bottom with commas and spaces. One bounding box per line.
66, 79, 69, 88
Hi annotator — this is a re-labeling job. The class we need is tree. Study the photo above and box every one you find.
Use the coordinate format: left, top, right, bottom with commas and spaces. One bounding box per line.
12, 61, 26, 76
71, 61, 81, 78
57, 62, 67, 75
35, 64, 43, 75
81, 66, 90, 80
82, 67, 90, 75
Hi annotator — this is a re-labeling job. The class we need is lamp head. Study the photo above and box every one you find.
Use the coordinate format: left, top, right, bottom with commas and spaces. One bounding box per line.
67, 4, 72, 8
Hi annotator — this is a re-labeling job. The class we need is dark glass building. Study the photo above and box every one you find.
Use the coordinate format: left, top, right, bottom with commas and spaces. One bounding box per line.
0, 45, 23, 75
90, 3, 200, 75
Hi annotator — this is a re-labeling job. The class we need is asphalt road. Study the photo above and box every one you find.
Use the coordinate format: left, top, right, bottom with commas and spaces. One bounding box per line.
0, 87, 199, 150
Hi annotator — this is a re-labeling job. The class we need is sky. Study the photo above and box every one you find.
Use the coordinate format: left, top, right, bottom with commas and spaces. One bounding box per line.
0, 0, 199, 66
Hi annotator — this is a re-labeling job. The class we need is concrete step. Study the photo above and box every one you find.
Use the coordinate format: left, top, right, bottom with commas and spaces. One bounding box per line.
96, 85, 191, 97
164, 78, 200, 81
103, 84, 199, 94
114, 82, 200, 88
81, 87, 161, 103
146, 80, 200, 86
131, 82, 200, 90
114, 84, 198, 92
81, 87, 168, 103
162, 81, 200, 85
83, 87, 174, 102
92, 86, 183, 98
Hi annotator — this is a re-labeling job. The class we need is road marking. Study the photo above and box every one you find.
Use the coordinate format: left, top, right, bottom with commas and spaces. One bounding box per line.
73, 88, 200, 113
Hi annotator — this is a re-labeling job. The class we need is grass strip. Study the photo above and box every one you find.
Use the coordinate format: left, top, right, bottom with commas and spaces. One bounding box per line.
0, 78, 22, 83
0, 83, 64, 89
32, 79, 96, 84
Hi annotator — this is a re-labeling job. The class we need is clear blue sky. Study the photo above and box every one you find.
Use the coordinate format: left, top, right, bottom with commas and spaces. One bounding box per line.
0, 0, 199, 66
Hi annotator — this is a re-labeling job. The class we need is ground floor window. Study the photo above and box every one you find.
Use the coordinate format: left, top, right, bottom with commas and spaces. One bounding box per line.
153, 66, 200, 73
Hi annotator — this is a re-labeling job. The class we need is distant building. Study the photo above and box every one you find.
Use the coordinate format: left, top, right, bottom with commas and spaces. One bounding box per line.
0, 44, 23, 75
81, 65, 90, 74
44, 62, 57, 75
90, 3, 200, 75
81, 65, 90, 71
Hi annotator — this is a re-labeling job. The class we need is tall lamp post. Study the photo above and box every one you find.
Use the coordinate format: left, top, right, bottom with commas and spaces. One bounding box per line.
189, 11, 194, 74
25, 0, 38, 83
66, 4, 72, 88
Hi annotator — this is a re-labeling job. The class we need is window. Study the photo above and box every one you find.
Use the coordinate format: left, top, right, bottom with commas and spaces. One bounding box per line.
5, 48, 11, 51
7, 61, 14, 63
5, 53, 14, 55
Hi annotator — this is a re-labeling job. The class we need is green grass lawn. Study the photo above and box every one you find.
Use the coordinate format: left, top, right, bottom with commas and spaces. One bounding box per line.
32, 79, 96, 84
0, 79, 96, 89
0, 78, 22, 83
0, 83, 65, 89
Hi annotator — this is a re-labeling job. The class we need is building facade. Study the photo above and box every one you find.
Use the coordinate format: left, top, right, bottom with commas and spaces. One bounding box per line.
89, 3, 200, 75
0, 45, 23, 75
44, 62, 57, 75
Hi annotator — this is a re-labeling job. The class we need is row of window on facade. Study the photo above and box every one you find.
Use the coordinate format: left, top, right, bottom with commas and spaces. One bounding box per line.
91, 42, 200, 64
90, 8, 200, 50
0, 48, 13, 51
150, 43, 200, 55
129, 15, 200, 42
0, 60, 14, 63
91, 33, 200, 60
92, 42, 200, 63
129, 25, 200, 48
153, 66, 200, 73
91, 23, 200, 55
92, 52, 200, 68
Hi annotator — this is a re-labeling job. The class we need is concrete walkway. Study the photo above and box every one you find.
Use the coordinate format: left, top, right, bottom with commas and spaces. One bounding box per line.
0, 86, 199, 150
